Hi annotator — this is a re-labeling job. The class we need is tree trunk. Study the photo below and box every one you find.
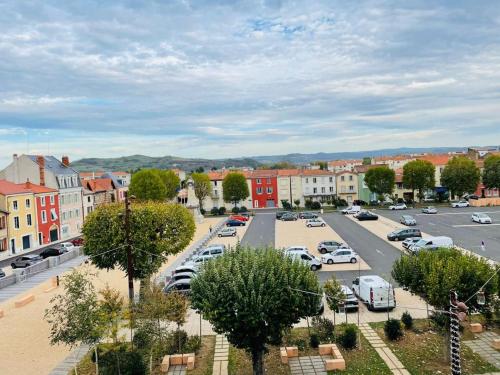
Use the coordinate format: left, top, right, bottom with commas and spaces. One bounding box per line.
252, 350, 264, 375
95, 346, 99, 375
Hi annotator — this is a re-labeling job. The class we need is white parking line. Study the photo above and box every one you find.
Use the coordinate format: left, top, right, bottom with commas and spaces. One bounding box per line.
453, 223, 500, 228
375, 249, 384, 256
415, 210, 500, 216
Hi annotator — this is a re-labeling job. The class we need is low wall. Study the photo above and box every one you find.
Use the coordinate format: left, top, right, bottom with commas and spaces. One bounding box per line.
470, 198, 500, 207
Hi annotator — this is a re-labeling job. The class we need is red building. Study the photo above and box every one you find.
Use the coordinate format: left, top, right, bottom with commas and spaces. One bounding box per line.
249, 170, 278, 208
23, 181, 61, 245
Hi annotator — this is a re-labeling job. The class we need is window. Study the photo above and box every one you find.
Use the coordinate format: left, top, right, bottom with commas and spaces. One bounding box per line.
42, 210, 47, 223
27, 214, 32, 226
75, 209, 80, 217
26, 199, 31, 208
41, 196, 46, 206
256, 187, 263, 194
341, 176, 345, 181
87, 196, 91, 203
305, 178, 309, 183
213, 189, 218, 197
321, 187, 326, 193
349, 175, 353, 181
13, 200, 18, 210
329, 177, 333, 183
14, 216, 20, 229
69, 210, 73, 218
0, 216, 6, 229
50, 208, 58, 221
214, 181, 218, 186
266, 187, 273, 194
329, 186, 334, 192
313, 178, 317, 183
256, 178, 262, 184
50, 195, 55, 205
349, 185, 355, 191
266, 178, 271, 184
61, 195, 65, 205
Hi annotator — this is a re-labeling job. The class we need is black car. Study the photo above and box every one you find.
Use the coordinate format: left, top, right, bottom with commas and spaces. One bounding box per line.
39, 247, 67, 259
0, 268, 5, 278
276, 211, 292, 219
226, 219, 245, 227
353, 200, 367, 206
299, 212, 318, 219
356, 211, 378, 221
464, 194, 479, 200
281, 213, 298, 221
387, 228, 422, 241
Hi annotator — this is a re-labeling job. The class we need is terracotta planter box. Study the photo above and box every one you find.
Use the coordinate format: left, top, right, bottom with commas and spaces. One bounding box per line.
470, 323, 483, 333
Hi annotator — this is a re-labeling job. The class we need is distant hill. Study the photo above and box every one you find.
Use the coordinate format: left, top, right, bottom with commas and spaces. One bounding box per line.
71, 155, 262, 172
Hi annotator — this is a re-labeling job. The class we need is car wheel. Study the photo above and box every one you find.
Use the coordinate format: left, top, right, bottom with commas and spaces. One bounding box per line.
367, 303, 373, 311
350, 258, 357, 264
320, 248, 327, 254
232, 233, 236, 236
11, 263, 16, 269
307, 224, 311, 227
321, 223, 325, 227
327, 259, 334, 265
311, 265, 318, 271
218, 234, 222, 237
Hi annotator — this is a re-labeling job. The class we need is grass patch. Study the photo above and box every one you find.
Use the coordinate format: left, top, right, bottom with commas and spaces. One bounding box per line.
370, 319, 498, 375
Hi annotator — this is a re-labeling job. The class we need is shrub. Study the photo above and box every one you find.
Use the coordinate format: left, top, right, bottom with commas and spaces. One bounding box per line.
401, 311, 413, 329
200, 208, 206, 215
218, 207, 226, 215
310, 334, 320, 348
239, 206, 248, 212
304, 199, 313, 209
337, 199, 348, 207
210, 207, 219, 216
97, 346, 147, 375
338, 324, 357, 350
311, 201, 321, 210
311, 316, 335, 343
184, 335, 202, 353
231, 206, 240, 214
430, 312, 448, 331
384, 319, 403, 341
166, 330, 189, 354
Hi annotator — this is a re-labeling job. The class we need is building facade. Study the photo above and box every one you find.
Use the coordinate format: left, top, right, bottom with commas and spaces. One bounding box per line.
0, 210, 8, 253
27, 182, 61, 246
336, 171, 358, 204
277, 170, 303, 208
249, 171, 278, 208
301, 170, 336, 203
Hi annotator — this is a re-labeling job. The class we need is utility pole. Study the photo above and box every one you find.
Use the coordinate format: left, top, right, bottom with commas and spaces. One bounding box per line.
449, 290, 462, 375
124, 193, 134, 301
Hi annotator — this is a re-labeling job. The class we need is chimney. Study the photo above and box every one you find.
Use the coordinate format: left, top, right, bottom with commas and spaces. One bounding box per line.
37, 155, 46, 186
13, 153, 18, 160
62, 156, 70, 167
25, 179, 32, 189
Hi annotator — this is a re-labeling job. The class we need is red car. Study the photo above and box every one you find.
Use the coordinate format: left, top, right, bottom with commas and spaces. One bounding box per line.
71, 238, 84, 246
229, 215, 249, 222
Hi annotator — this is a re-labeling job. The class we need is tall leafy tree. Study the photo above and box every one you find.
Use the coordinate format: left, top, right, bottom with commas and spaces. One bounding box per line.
323, 277, 346, 325
191, 172, 212, 211
82, 202, 195, 280
222, 172, 249, 207
441, 156, 480, 199
483, 154, 500, 190
156, 169, 181, 200
364, 166, 395, 199
129, 169, 167, 201
403, 160, 436, 201
191, 247, 321, 375
362, 157, 372, 165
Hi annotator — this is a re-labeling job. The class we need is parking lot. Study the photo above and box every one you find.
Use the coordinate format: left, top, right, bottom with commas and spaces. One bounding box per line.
376, 206, 500, 261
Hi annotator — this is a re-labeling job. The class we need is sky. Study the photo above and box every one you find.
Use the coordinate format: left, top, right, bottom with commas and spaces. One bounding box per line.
1, 0, 500, 168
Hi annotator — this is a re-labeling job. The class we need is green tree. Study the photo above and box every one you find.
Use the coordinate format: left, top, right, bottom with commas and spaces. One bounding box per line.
129, 169, 167, 201
312, 161, 327, 170
222, 172, 249, 207
156, 170, 181, 200
483, 154, 500, 190
403, 160, 436, 202
259, 161, 297, 170
323, 277, 346, 326
191, 247, 321, 375
191, 172, 212, 211
294, 199, 301, 210
441, 156, 481, 199
99, 285, 125, 344
362, 157, 372, 165
364, 166, 395, 200
82, 202, 195, 281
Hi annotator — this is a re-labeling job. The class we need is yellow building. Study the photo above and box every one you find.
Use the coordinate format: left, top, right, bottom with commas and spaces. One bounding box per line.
336, 171, 359, 204
0, 180, 38, 254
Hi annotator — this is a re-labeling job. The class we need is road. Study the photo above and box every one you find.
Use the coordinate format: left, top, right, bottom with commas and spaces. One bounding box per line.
240, 211, 275, 248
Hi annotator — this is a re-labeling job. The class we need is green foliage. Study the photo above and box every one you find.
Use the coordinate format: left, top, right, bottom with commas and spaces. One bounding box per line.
324, 277, 345, 313
190, 247, 321, 374
129, 169, 167, 201
99, 285, 124, 343
294, 199, 301, 208
310, 334, 320, 348
304, 199, 313, 209
362, 157, 372, 165
222, 172, 249, 205
218, 206, 226, 215
403, 160, 436, 201
483, 155, 500, 189
191, 172, 212, 210
401, 311, 413, 329
82, 202, 195, 279
312, 161, 328, 170
312, 316, 335, 343
96, 345, 147, 375
441, 156, 481, 198
364, 166, 396, 196
384, 319, 403, 341
259, 161, 297, 170
311, 201, 321, 210
184, 335, 202, 353
338, 324, 358, 349
157, 169, 181, 200
239, 206, 248, 212
210, 207, 219, 215
166, 330, 188, 354
392, 248, 498, 310
44, 269, 104, 349
281, 200, 292, 210
232, 206, 240, 214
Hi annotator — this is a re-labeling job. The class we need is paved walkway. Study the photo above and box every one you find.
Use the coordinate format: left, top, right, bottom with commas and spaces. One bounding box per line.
212, 335, 229, 375
167, 364, 187, 375
359, 323, 410, 375
464, 331, 500, 368
289, 356, 329, 375
48, 344, 90, 375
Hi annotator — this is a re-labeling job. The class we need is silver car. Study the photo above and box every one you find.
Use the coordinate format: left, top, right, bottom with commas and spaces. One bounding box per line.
422, 206, 438, 214
317, 241, 349, 254
400, 215, 416, 226
11, 254, 43, 268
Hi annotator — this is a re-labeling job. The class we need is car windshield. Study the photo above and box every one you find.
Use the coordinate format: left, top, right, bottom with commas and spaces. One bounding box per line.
476, 213, 487, 218
415, 239, 427, 246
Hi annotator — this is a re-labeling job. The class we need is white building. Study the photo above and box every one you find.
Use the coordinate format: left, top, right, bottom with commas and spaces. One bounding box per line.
301, 170, 336, 203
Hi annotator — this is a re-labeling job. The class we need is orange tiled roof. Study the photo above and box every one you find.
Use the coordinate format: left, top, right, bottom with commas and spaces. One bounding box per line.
336, 170, 358, 175
85, 178, 115, 192
0, 179, 33, 195
21, 181, 57, 194
328, 159, 362, 167
374, 155, 413, 162
277, 169, 301, 176
417, 154, 452, 166
300, 169, 335, 176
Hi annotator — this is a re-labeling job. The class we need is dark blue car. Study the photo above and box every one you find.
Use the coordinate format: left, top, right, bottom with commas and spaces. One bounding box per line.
226, 219, 245, 227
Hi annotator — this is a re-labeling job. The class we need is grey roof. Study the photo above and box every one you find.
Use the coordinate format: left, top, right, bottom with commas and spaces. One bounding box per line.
27, 155, 79, 176
101, 172, 124, 188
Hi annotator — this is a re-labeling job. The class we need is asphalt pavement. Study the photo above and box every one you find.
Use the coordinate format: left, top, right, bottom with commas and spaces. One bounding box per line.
240, 210, 275, 248
376, 206, 500, 261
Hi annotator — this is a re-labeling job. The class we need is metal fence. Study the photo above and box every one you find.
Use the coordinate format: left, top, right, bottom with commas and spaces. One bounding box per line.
0, 273, 16, 289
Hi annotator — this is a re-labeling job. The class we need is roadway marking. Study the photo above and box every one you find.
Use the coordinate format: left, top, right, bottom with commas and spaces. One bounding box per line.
415, 210, 500, 216
375, 249, 384, 256
428, 222, 436, 226
452, 223, 500, 228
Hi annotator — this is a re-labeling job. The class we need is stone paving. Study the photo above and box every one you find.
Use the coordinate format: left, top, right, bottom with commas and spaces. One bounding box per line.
464, 331, 500, 368
48, 344, 90, 375
288, 356, 329, 375
167, 364, 187, 375
212, 334, 229, 375
359, 323, 410, 375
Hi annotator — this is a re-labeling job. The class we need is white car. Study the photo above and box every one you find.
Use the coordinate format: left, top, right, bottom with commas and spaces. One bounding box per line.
389, 203, 407, 210
218, 227, 237, 237
451, 200, 469, 208
305, 218, 326, 227
285, 245, 309, 253
59, 242, 75, 251
341, 205, 361, 215
472, 212, 492, 224
321, 249, 358, 264
422, 206, 438, 214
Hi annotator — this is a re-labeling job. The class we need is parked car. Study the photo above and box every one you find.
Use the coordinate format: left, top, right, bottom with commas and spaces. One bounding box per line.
341, 205, 361, 215
352, 275, 396, 311
218, 227, 237, 237
422, 206, 438, 214
400, 215, 416, 226
423, 196, 436, 202
174, 265, 198, 275
464, 194, 479, 200
317, 240, 349, 254
389, 203, 407, 210
402, 237, 421, 250
285, 245, 309, 253
165, 271, 195, 286
229, 215, 249, 222
305, 218, 326, 227
276, 211, 292, 219
472, 212, 492, 224
409, 236, 453, 254
163, 278, 192, 295
11, 254, 43, 269
356, 211, 378, 221
281, 213, 298, 221
353, 200, 367, 206
226, 219, 245, 227
387, 228, 422, 241
194, 245, 225, 259
299, 212, 318, 219
451, 200, 470, 208
340, 285, 359, 311
0, 268, 5, 278
71, 238, 84, 246
285, 250, 322, 271
321, 249, 358, 264
39, 247, 67, 259
182, 255, 214, 270
59, 242, 75, 251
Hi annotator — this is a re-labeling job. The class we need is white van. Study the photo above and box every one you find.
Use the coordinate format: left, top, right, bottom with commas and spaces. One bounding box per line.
284, 250, 322, 271
409, 236, 453, 254
341, 205, 361, 215
352, 275, 396, 311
